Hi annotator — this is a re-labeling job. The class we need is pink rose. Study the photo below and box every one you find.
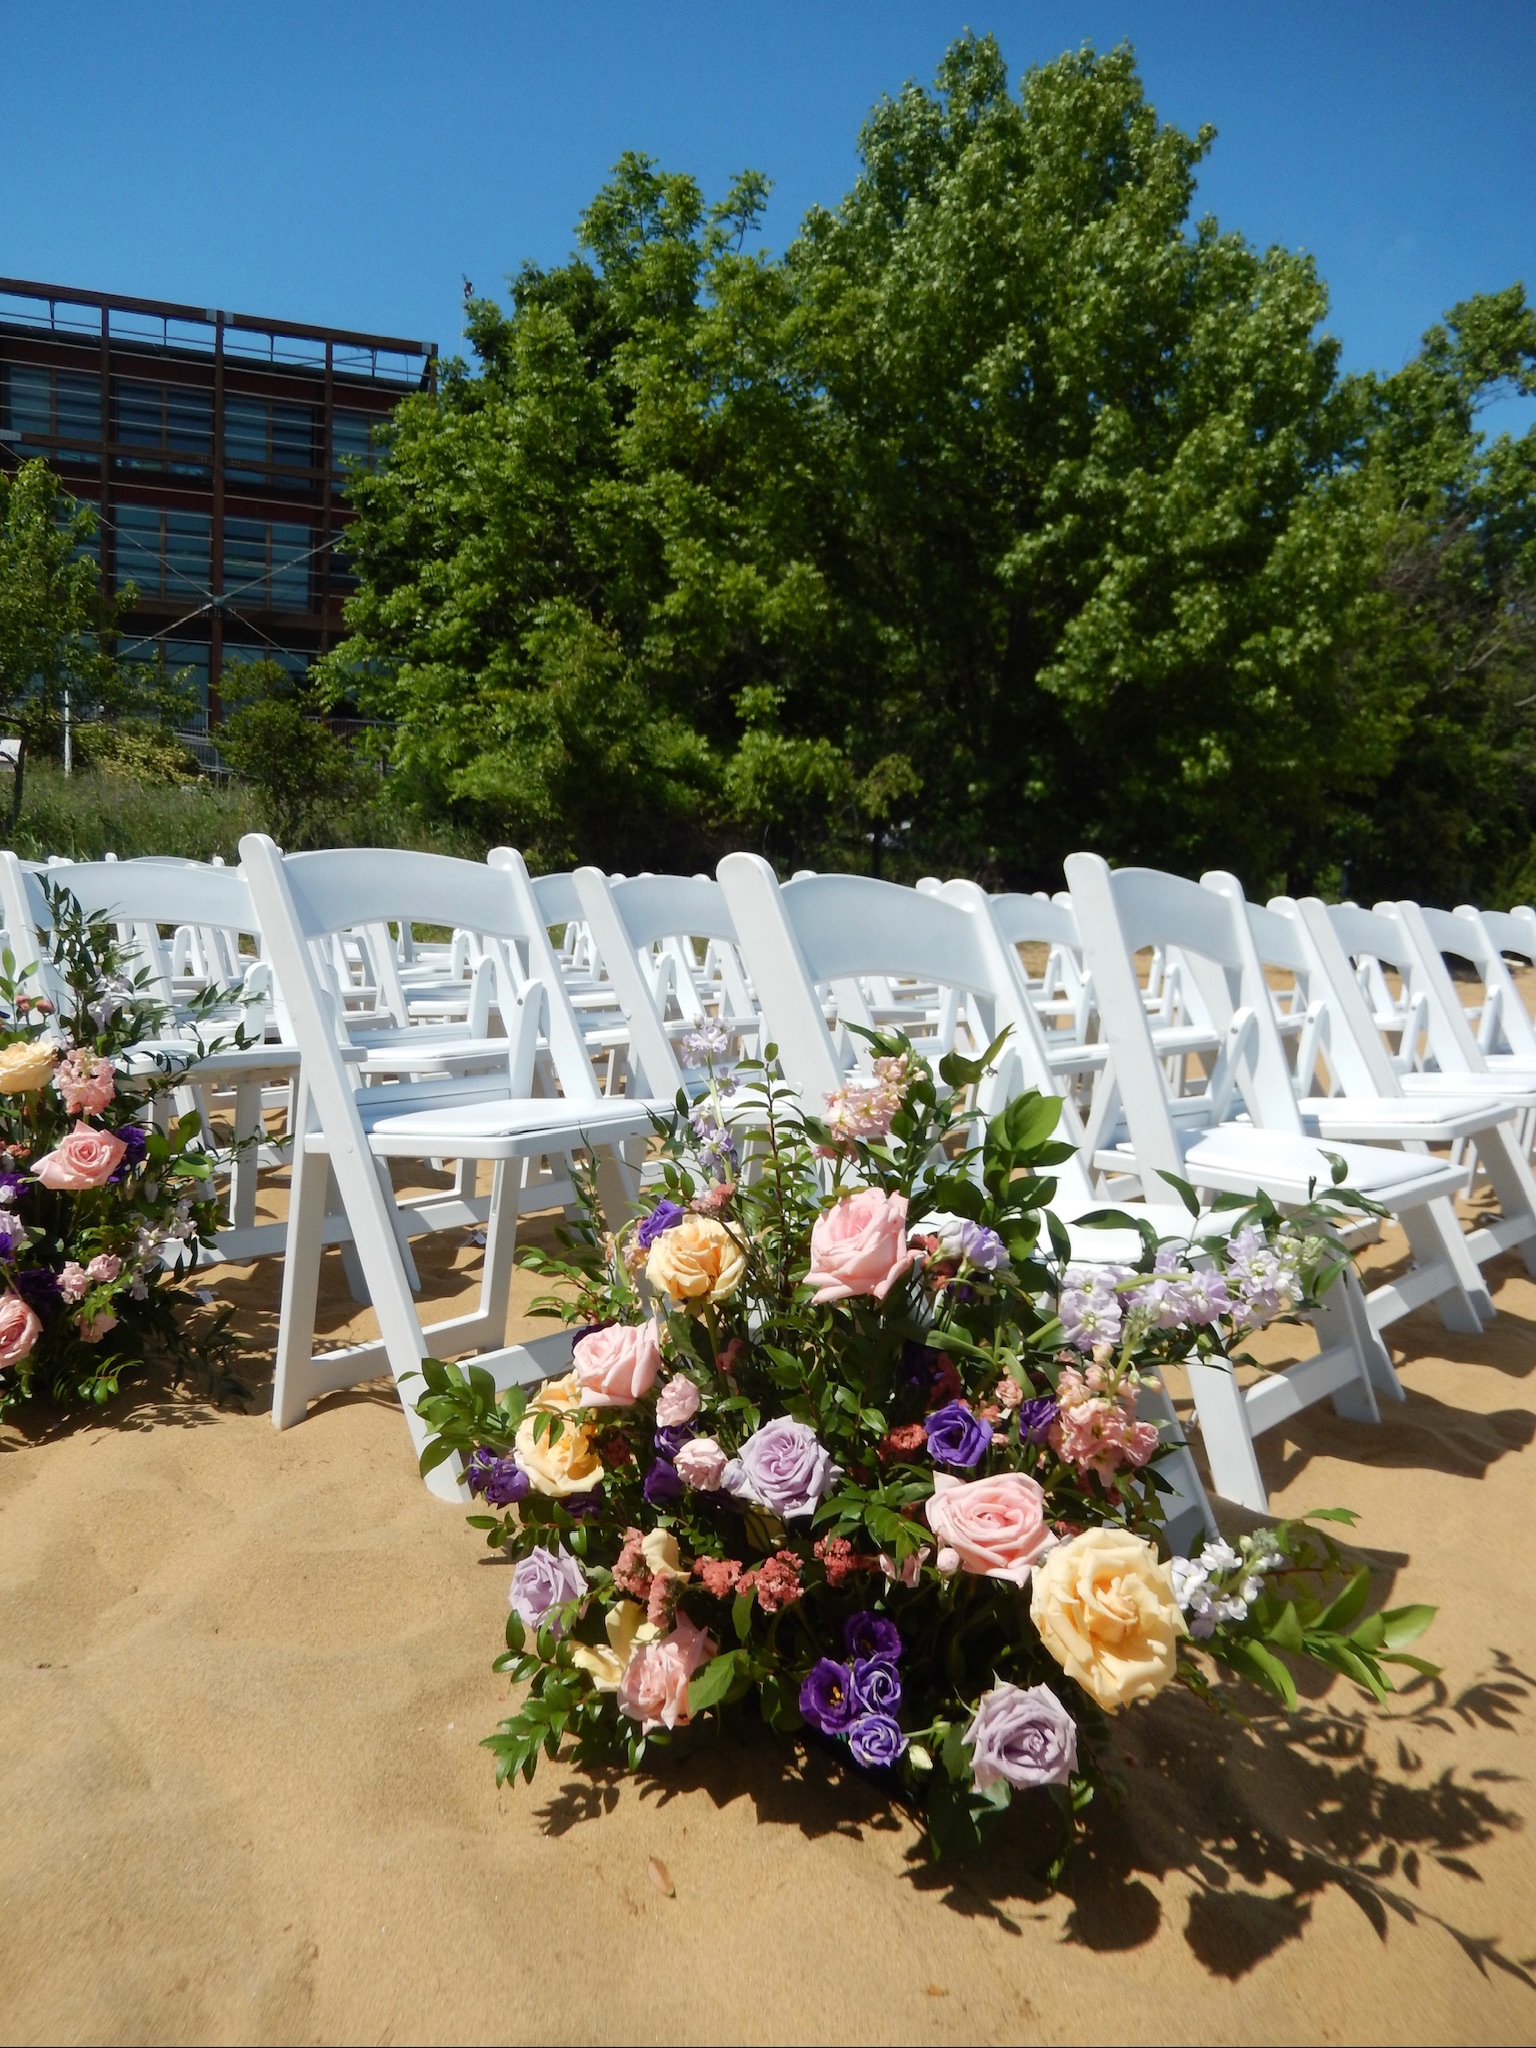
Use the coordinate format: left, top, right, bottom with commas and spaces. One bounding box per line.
59, 1261, 89, 1305
805, 1188, 917, 1305
617, 1609, 716, 1733
32, 1123, 127, 1192
78, 1309, 118, 1344
86, 1254, 122, 1285
924, 1471, 1056, 1587
572, 1321, 662, 1407
674, 1436, 727, 1491
655, 1374, 701, 1427
0, 1290, 42, 1369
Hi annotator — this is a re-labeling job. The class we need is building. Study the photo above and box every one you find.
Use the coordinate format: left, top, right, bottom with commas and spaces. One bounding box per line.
0, 275, 436, 735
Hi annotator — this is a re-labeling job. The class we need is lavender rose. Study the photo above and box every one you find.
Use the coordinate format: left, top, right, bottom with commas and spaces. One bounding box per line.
846, 1713, 907, 1768
923, 1400, 994, 1470
508, 1545, 587, 1637
844, 1611, 902, 1662
799, 1658, 857, 1734
850, 1657, 902, 1715
722, 1418, 840, 1519
636, 1199, 686, 1251
466, 1447, 530, 1508
964, 1681, 1078, 1790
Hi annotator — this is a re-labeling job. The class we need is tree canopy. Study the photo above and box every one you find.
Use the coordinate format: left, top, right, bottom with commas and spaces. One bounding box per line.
315, 34, 1536, 897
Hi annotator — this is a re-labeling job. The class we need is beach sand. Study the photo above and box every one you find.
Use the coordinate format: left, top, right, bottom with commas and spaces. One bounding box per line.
2, 1196, 1535, 2047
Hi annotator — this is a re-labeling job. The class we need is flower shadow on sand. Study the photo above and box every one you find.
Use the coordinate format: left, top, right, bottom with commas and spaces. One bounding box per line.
535, 1652, 1535, 1993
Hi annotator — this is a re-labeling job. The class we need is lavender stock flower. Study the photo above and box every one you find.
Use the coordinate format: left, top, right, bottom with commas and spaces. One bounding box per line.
799, 1658, 858, 1734
955, 1219, 1009, 1272
846, 1713, 907, 1768
923, 1400, 994, 1470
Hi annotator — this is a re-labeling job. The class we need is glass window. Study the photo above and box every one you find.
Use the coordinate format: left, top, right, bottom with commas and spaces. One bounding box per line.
223, 517, 313, 611
114, 378, 213, 474
118, 636, 211, 730
3, 364, 101, 466
224, 395, 269, 481
114, 503, 211, 597
326, 527, 358, 593
331, 408, 382, 488
224, 394, 316, 487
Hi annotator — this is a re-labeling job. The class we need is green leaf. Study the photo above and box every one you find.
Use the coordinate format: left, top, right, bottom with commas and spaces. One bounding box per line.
1316, 1565, 1373, 1634
686, 1649, 744, 1716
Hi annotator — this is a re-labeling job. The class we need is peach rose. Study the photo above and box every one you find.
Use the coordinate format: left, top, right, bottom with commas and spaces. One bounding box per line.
513, 1373, 605, 1497
32, 1123, 127, 1191
616, 1608, 716, 1733
923, 1470, 1055, 1586
570, 1599, 645, 1692
805, 1188, 916, 1305
573, 1321, 662, 1407
645, 1213, 746, 1308
0, 1040, 59, 1095
0, 1290, 42, 1369
1030, 1528, 1185, 1712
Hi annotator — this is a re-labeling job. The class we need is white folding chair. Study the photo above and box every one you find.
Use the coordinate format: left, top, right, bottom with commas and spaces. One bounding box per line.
241, 835, 668, 1496
717, 852, 1216, 1549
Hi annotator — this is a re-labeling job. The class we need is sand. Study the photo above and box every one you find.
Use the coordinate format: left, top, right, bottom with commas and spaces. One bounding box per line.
3, 1198, 1535, 2047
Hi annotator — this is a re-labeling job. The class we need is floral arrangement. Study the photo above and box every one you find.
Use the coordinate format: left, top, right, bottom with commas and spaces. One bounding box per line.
416, 1029, 1435, 1862
0, 882, 238, 1412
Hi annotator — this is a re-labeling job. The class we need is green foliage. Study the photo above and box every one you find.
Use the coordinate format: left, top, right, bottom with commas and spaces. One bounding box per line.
0, 461, 126, 745
8, 759, 258, 863
216, 660, 379, 850
73, 720, 204, 787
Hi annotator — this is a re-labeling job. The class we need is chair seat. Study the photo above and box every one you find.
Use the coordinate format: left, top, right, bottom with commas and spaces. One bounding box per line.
1400, 1069, 1536, 1109
310, 1091, 668, 1161
1099, 1123, 1468, 1206
1298, 1094, 1518, 1143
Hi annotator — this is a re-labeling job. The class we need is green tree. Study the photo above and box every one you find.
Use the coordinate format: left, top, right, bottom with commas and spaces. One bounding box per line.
217, 659, 372, 850
0, 461, 124, 747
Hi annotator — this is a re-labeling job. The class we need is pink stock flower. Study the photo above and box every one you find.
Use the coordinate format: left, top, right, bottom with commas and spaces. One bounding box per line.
805, 1188, 917, 1306
573, 1321, 662, 1407
0, 1290, 42, 1369
1049, 1365, 1163, 1484
59, 1261, 89, 1305
923, 1471, 1055, 1587
654, 1374, 701, 1427
32, 1123, 127, 1191
616, 1609, 716, 1733
54, 1050, 117, 1117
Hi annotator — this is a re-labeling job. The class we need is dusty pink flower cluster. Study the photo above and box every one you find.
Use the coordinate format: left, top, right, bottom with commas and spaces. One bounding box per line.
820, 1054, 912, 1151
613, 1527, 654, 1601
693, 1556, 743, 1599
1048, 1364, 1161, 1484
812, 1535, 877, 1588
738, 1550, 803, 1612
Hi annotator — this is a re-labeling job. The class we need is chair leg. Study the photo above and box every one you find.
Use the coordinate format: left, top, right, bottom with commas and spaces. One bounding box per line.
229, 1079, 261, 1232
1184, 1352, 1269, 1513
272, 1138, 329, 1429
1400, 1197, 1490, 1330
471, 1159, 519, 1347
1471, 1124, 1536, 1276
1138, 1369, 1218, 1550
1313, 1273, 1387, 1419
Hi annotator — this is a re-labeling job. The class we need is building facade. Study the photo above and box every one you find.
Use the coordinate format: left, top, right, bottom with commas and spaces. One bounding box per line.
0, 276, 435, 733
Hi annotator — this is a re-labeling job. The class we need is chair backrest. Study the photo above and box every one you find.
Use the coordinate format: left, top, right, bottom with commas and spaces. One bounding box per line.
1428, 905, 1536, 1061
1066, 855, 1304, 1186
1376, 899, 1490, 1075
985, 892, 1081, 951
718, 854, 1096, 1204
0, 851, 259, 1010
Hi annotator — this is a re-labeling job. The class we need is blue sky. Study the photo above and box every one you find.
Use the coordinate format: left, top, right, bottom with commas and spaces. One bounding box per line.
3, 2, 1532, 430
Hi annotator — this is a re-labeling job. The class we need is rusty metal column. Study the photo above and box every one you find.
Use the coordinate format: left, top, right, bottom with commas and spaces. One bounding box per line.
320, 337, 333, 655
209, 312, 225, 725
97, 304, 112, 601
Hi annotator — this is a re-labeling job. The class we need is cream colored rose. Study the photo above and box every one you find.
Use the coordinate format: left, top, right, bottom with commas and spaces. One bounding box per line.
1029, 1528, 1185, 1712
513, 1372, 604, 1497
570, 1599, 644, 1691
0, 1040, 59, 1095
645, 1213, 746, 1308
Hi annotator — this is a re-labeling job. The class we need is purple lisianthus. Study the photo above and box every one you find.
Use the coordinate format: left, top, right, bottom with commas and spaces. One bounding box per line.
923, 1399, 993, 1470
0, 1210, 25, 1257
0, 1170, 28, 1208
643, 1458, 684, 1506
465, 1447, 530, 1508
118, 1124, 147, 1165
846, 1713, 907, 1769
721, 1417, 839, 1519
653, 1420, 698, 1460
850, 1656, 902, 1715
964, 1681, 1078, 1790
1016, 1396, 1059, 1445
15, 1266, 61, 1316
799, 1657, 857, 1734
563, 1487, 606, 1520
636, 1200, 685, 1251
844, 1610, 902, 1662
956, 1219, 1010, 1272
508, 1544, 587, 1636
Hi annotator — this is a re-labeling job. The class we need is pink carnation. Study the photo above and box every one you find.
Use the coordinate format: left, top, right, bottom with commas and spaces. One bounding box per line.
86, 1254, 122, 1285
655, 1374, 701, 1427
59, 1261, 89, 1305
78, 1309, 118, 1344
